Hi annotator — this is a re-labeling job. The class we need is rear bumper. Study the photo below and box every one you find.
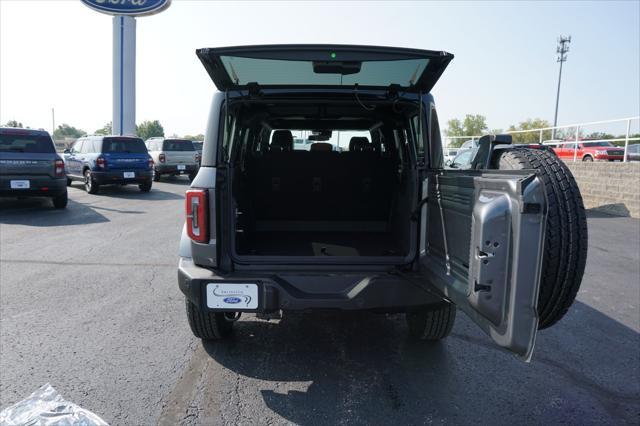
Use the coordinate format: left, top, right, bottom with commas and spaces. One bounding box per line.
156, 164, 198, 174
0, 175, 66, 197
92, 170, 152, 185
178, 257, 443, 313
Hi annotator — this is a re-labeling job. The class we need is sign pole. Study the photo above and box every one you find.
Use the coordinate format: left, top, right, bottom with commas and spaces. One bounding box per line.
112, 15, 136, 136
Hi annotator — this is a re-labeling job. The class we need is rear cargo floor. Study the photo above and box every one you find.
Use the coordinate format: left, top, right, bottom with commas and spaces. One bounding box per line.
239, 231, 402, 256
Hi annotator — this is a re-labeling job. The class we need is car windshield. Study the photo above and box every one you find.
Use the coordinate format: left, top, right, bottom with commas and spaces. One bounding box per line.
582, 141, 614, 147
0, 133, 55, 153
163, 139, 195, 151
102, 137, 147, 153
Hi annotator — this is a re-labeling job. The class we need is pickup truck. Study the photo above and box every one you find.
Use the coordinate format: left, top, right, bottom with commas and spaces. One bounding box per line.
551, 140, 625, 162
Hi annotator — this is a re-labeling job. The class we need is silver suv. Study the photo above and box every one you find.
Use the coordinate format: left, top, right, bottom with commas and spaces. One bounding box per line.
145, 137, 199, 181
178, 45, 587, 360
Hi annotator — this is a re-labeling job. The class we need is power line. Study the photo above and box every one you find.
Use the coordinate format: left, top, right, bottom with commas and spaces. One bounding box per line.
553, 35, 571, 139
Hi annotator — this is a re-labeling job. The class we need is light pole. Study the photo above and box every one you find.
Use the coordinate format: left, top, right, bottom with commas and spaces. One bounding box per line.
552, 36, 571, 139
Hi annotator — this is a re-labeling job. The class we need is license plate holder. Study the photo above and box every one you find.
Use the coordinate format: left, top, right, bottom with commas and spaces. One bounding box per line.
206, 283, 259, 310
177, 165, 186, 170
10, 180, 30, 189
123, 172, 135, 178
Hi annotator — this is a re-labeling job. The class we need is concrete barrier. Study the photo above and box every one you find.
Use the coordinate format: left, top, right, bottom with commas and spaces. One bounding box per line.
565, 162, 640, 218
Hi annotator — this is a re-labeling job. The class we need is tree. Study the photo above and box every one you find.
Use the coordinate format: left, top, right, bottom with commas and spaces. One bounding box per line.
183, 133, 205, 141
507, 118, 552, 144
5, 120, 23, 128
94, 122, 112, 135
53, 123, 85, 139
136, 120, 164, 140
445, 114, 488, 147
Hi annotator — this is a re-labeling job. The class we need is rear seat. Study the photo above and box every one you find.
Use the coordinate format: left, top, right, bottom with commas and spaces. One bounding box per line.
251, 131, 395, 222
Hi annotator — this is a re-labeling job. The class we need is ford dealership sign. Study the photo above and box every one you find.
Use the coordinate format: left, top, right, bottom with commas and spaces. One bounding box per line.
80, 0, 171, 17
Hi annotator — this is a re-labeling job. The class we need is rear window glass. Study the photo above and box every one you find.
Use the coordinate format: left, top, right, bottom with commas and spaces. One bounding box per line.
102, 138, 148, 153
0, 133, 55, 153
163, 139, 195, 151
220, 56, 429, 87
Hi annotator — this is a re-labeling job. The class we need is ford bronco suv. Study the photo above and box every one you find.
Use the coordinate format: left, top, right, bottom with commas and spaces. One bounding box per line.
178, 45, 588, 359
0, 127, 68, 208
64, 135, 154, 194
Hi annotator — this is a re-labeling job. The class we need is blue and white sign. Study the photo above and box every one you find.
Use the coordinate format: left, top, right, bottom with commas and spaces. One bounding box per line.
80, 0, 171, 17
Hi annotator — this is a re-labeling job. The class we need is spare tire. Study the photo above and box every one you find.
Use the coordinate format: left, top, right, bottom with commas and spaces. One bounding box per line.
493, 148, 588, 329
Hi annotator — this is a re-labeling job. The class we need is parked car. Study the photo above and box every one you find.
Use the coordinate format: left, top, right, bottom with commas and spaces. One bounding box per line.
178, 45, 587, 360
552, 140, 625, 162
448, 147, 477, 169
0, 127, 67, 208
443, 147, 458, 165
145, 138, 199, 181
459, 139, 479, 150
626, 143, 640, 161
64, 135, 153, 194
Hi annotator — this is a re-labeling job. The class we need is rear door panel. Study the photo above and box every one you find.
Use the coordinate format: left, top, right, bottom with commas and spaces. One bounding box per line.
421, 170, 547, 359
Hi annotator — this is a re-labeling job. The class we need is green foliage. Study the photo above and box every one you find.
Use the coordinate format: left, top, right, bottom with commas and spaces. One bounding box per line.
445, 114, 488, 147
136, 120, 164, 140
4, 120, 23, 128
183, 133, 205, 141
94, 122, 112, 135
507, 118, 553, 144
53, 124, 85, 139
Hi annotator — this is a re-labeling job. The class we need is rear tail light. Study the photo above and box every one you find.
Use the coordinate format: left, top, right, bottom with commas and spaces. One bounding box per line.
96, 156, 106, 169
159, 153, 166, 163
186, 189, 208, 243
148, 157, 154, 169
54, 159, 65, 177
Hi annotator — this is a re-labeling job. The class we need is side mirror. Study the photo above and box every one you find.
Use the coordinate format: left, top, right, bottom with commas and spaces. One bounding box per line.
63, 149, 70, 154
449, 162, 459, 169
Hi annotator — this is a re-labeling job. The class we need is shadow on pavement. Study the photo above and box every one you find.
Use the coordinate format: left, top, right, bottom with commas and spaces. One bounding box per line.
0, 198, 109, 226
155, 176, 192, 186
586, 203, 631, 218
202, 302, 639, 424
68, 183, 184, 201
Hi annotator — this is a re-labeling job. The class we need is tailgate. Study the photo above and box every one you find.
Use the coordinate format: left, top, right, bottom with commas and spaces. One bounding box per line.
165, 151, 196, 165
0, 153, 57, 177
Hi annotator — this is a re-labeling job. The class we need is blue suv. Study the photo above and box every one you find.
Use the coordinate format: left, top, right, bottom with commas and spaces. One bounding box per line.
63, 135, 153, 194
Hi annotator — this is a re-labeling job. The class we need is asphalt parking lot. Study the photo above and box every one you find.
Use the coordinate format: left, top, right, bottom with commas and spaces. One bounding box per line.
1, 179, 639, 425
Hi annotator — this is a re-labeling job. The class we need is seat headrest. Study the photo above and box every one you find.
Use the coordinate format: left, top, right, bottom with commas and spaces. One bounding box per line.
270, 130, 293, 152
310, 142, 333, 152
349, 137, 370, 152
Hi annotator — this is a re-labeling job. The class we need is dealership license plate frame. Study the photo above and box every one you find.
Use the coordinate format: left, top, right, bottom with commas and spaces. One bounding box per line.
206, 282, 259, 310
10, 180, 30, 189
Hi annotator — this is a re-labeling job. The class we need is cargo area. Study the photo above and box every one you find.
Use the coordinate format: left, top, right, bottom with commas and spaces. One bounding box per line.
223, 99, 421, 261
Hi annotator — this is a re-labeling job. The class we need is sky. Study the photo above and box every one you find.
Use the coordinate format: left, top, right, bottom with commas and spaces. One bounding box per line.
1, 0, 639, 138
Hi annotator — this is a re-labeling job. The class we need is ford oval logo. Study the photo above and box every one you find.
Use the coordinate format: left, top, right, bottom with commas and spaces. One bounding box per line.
80, 0, 171, 17
223, 297, 242, 304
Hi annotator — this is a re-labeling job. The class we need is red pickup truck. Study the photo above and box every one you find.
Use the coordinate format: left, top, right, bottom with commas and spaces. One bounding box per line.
551, 141, 625, 162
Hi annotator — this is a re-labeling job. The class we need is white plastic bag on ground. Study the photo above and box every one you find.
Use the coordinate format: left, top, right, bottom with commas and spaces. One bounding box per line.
0, 383, 108, 426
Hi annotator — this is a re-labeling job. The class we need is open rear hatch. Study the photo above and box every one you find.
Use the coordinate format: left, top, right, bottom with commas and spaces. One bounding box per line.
196, 44, 453, 93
